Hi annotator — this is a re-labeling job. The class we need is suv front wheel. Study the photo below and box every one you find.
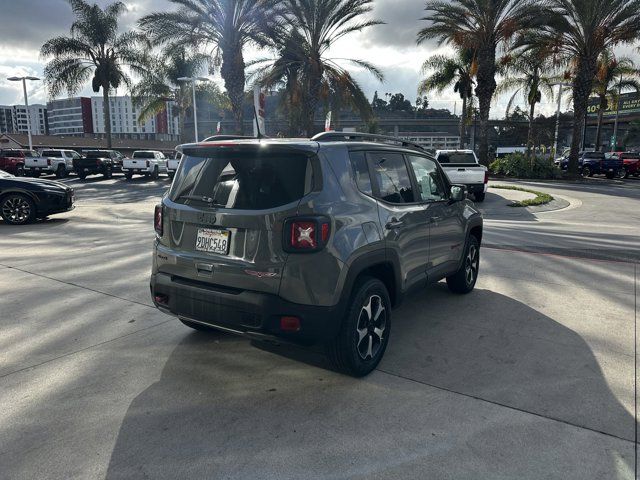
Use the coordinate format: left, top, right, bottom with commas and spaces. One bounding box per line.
327, 276, 391, 377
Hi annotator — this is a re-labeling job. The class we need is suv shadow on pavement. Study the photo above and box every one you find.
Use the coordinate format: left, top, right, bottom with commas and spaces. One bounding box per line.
104, 287, 634, 479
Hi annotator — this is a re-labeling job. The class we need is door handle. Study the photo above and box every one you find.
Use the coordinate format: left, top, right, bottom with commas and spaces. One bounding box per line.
385, 218, 404, 229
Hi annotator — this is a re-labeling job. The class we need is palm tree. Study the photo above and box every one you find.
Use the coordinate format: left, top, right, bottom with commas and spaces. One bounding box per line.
496, 50, 556, 158
591, 52, 640, 152
41, 0, 148, 148
419, 48, 476, 148
255, 0, 384, 136
139, 0, 280, 135
417, 0, 547, 165
517, 0, 640, 174
132, 44, 210, 141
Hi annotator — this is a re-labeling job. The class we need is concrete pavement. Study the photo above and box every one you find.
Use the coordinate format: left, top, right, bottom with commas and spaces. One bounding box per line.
0, 175, 638, 479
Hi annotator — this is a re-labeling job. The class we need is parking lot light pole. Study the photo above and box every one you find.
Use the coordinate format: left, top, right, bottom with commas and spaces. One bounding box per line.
552, 83, 570, 158
611, 75, 623, 153
177, 76, 210, 142
7, 76, 40, 151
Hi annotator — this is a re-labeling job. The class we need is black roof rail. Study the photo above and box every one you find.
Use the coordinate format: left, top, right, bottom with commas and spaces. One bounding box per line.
311, 131, 426, 152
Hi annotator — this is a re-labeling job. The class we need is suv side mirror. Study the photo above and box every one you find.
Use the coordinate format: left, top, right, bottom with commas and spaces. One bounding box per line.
450, 185, 466, 202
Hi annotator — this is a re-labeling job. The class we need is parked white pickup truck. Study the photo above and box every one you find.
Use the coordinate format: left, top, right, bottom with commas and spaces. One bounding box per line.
434, 150, 488, 202
166, 152, 182, 179
26, 149, 81, 178
122, 150, 167, 180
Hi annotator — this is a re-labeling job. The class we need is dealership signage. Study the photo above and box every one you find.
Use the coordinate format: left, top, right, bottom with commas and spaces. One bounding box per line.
587, 92, 640, 118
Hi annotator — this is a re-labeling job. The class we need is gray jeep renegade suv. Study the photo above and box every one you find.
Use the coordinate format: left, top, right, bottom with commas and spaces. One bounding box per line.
150, 132, 483, 376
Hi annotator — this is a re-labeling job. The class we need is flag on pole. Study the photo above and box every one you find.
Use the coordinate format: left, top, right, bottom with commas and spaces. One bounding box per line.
253, 86, 266, 137
216, 121, 221, 134
325, 111, 332, 132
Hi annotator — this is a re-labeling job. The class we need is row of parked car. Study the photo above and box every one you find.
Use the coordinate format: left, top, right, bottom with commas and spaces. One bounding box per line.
0, 148, 182, 181
555, 150, 640, 179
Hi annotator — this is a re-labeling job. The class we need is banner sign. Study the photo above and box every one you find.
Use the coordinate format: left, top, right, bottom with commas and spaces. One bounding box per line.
325, 111, 332, 132
587, 92, 640, 119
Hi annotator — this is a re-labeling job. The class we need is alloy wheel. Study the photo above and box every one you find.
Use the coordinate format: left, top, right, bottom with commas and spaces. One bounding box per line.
355, 294, 387, 360
465, 244, 479, 286
2, 196, 31, 224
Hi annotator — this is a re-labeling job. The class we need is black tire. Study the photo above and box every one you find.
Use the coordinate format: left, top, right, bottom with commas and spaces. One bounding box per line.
168, 171, 175, 180
621, 167, 629, 179
446, 235, 480, 294
474, 191, 486, 202
327, 276, 391, 377
31, 171, 41, 178
103, 166, 112, 179
179, 318, 217, 332
150, 166, 159, 180
55, 164, 66, 179
14, 165, 24, 177
0, 193, 36, 225
125, 172, 133, 180
581, 166, 592, 177
78, 171, 87, 180
605, 171, 615, 179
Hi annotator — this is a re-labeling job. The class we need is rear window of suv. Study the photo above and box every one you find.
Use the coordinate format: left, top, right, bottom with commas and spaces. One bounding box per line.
169, 152, 314, 210
437, 152, 477, 164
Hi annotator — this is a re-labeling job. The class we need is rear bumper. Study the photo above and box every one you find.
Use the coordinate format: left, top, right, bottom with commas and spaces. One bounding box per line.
150, 272, 344, 343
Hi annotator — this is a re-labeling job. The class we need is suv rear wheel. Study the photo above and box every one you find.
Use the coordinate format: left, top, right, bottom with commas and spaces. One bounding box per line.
446, 235, 480, 294
327, 276, 391, 377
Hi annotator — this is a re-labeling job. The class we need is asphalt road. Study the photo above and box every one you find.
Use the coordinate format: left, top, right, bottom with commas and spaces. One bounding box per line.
0, 173, 638, 479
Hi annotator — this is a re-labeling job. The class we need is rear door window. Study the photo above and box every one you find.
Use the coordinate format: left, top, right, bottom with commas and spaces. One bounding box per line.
169, 152, 314, 210
367, 152, 415, 204
42, 150, 63, 157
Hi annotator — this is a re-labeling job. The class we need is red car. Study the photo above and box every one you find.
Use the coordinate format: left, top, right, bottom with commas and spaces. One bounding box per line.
0, 149, 38, 177
619, 152, 640, 178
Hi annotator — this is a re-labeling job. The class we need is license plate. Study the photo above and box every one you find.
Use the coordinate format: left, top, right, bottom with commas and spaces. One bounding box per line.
195, 228, 230, 255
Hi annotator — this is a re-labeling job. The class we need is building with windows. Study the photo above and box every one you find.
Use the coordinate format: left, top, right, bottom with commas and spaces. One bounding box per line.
399, 132, 461, 150
0, 104, 48, 135
47, 97, 93, 136
46, 96, 179, 141
91, 96, 179, 141
0, 106, 14, 134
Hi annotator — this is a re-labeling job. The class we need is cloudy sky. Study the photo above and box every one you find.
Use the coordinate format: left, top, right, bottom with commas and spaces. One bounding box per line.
0, 0, 603, 117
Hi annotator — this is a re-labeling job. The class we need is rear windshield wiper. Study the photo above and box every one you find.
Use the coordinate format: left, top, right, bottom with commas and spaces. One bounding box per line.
177, 194, 226, 207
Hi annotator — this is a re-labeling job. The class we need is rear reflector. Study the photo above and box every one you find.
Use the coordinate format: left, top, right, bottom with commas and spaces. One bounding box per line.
154, 204, 163, 236
154, 294, 168, 305
280, 316, 301, 332
484, 170, 489, 184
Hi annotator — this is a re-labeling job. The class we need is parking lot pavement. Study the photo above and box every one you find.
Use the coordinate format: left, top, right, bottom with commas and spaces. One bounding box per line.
0, 175, 638, 479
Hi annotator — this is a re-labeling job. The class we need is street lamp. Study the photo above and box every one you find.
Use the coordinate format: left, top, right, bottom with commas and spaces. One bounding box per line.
7, 76, 40, 151
551, 82, 570, 159
177, 76, 210, 142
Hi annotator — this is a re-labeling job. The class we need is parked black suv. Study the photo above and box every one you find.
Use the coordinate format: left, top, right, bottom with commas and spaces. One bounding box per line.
150, 133, 483, 376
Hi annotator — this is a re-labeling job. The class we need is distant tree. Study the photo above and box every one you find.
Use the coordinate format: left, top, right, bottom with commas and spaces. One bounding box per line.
496, 49, 556, 158
371, 91, 388, 111
418, 0, 546, 165
591, 51, 640, 151
41, 0, 148, 148
132, 44, 210, 141
419, 48, 475, 148
139, 0, 280, 135
388, 93, 413, 112
517, 0, 640, 174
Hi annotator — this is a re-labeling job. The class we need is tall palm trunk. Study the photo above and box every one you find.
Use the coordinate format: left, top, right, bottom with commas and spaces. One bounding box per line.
594, 94, 607, 152
526, 100, 536, 159
459, 95, 468, 148
304, 57, 324, 136
221, 45, 246, 135
475, 47, 497, 166
102, 84, 112, 148
569, 57, 597, 175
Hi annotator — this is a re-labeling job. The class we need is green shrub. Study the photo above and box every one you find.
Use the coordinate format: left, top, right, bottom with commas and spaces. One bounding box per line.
489, 153, 561, 179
